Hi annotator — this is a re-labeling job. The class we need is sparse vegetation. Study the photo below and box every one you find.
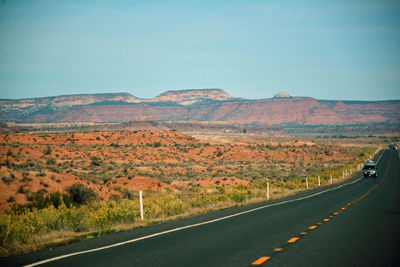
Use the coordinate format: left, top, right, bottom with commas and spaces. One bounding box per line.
0, 130, 384, 257
2, 176, 14, 185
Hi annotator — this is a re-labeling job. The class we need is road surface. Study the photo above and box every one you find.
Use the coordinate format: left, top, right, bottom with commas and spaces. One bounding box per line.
1, 149, 399, 266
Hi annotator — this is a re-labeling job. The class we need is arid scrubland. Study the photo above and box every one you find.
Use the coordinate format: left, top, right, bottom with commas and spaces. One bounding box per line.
0, 130, 383, 256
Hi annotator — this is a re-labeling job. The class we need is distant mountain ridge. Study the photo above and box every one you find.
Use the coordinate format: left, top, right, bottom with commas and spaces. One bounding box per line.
0, 89, 232, 107
153, 89, 233, 105
0, 89, 399, 126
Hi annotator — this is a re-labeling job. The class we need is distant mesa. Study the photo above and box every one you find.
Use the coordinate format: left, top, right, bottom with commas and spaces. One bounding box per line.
0, 89, 399, 126
153, 89, 233, 105
273, 92, 291, 98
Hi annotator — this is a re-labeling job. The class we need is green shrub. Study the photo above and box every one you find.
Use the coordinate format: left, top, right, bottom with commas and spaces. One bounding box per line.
66, 183, 97, 205
228, 188, 251, 203
17, 185, 28, 194
7, 149, 14, 157
189, 194, 228, 208
49, 192, 63, 208
115, 187, 135, 200
90, 157, 101, 167
44, 147, 52, 155
46, 158, 56, 165
144, 195, 185, 217
109, 194, 121, 203
38, 171, 46, 177
7, 196, 16, 203
153, 142, 162, 148
2, 176, 13, 185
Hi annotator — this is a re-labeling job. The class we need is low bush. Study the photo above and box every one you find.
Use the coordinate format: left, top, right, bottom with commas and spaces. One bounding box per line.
2, 176, 14, 185
90, 157, 101, 167
6, 196, 16, 203
46, 158, 56, 165
66, 183, 97, 205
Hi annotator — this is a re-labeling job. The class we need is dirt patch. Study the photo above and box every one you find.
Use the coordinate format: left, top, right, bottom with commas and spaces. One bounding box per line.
0, 130, 361, 210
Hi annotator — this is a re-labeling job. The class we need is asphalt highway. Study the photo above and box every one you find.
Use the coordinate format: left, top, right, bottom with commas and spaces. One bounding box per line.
2, 149, 399, 267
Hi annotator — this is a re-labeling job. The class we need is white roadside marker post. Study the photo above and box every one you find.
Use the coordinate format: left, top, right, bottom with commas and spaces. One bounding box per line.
330, 174, 333, 184
267, 182, 270, 200
139, 190, 144, 221
318, 176, 320, 187
306, 177, 309, 189
343, 171, 345, 179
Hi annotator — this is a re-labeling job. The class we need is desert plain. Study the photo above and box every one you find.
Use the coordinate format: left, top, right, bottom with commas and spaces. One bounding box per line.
0, 129, 392, 256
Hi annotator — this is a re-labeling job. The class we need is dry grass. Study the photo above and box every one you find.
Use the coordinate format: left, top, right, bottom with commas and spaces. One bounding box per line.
0, 130, 385, 257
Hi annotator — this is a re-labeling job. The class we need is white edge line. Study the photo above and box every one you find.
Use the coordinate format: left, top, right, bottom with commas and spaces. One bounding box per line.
376, 149, 384, 165
24, 150, 385, 267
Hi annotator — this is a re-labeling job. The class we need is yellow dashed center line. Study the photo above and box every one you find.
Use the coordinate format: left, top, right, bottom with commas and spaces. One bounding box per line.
287, 237, 299, 243
250, 153, 390, 265
252, 256, 271, 265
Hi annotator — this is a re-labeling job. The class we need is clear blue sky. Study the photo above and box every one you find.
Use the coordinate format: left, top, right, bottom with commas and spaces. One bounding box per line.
0, 0, 399, 100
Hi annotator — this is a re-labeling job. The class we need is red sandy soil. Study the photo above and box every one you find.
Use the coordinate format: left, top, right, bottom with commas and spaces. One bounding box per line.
0, 131, 354, 210
172, 177, 249, 188
104, 176, 175, 192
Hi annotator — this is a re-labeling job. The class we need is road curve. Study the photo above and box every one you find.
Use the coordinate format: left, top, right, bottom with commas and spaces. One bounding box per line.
1, 149, 399, 267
